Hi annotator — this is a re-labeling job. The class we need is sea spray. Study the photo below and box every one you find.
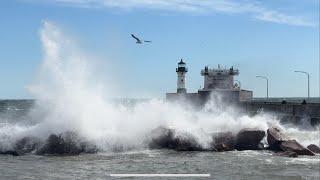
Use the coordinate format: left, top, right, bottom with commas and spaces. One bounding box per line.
0, 21, 319, 153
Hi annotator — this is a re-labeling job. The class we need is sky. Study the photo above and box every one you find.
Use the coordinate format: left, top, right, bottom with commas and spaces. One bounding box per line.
0, 0, 319, 99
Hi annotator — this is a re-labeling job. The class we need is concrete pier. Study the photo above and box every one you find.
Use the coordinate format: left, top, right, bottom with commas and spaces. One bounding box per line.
239, 101, 320, 126
166, 60, 320, 126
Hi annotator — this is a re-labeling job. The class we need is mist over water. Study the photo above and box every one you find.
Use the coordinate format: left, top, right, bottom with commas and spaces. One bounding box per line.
0, 21, 319, 152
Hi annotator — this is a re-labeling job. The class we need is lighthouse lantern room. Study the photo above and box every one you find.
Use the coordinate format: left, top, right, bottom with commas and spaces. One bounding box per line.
176, 59, 188, 93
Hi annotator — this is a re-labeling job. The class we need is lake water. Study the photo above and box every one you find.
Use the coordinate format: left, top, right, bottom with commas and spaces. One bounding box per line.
0, 100, 319, 180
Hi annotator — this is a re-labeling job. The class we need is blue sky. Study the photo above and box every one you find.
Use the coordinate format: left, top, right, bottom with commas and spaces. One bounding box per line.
0, 0, 319, 98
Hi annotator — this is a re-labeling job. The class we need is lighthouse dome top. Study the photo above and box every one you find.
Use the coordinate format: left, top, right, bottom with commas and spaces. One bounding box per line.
178, 59, 186, 65
176, 59, 188, 73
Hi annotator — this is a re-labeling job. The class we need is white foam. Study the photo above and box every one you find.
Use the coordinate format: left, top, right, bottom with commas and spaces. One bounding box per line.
0, 21, 318, 151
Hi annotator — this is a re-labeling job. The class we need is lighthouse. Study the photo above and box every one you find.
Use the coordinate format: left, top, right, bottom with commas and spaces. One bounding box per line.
176, 59, 188, 93
166, 61, 253, 103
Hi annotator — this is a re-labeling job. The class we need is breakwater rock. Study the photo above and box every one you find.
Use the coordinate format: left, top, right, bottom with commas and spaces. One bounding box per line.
267, 127, 316, 157
209, 129, 265, 151
0, 131, 97, 156
148, 127, 203, 151
279, 140, 314, 156
307, 144, 320, 154
36, 132, 98, 155
211, 131, 235, 151
0, 127, 318, 158
148, 126, 317, 158
148, 127, 266, 152
234, 129, 265, 151
267, 127, 289, 151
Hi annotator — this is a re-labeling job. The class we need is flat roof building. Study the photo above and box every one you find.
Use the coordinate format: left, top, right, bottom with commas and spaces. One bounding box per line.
166, 60, 253, 105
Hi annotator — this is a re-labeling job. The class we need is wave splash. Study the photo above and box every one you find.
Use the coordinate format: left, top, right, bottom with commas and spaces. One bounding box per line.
0, 21, 318, 154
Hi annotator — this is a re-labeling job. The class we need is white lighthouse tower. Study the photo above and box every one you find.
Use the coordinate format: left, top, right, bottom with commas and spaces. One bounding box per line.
176, 59, 188, 93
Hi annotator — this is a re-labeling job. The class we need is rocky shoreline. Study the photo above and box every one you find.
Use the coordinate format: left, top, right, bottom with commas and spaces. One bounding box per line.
1, 127, 319, 157
148, 126, 320, 158
0, 132, 97, 156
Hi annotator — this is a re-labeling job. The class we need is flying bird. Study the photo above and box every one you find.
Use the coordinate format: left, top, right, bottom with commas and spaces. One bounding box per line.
131, 34, 152, 44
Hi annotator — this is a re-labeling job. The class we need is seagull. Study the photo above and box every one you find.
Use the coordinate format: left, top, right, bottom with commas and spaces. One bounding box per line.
131, 34, 152, 44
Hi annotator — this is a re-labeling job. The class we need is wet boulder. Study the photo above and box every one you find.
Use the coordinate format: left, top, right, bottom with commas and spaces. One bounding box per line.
267, 127, 288, 151
0, 150, 20, 156
0, 136, 42, 156
273, 151, 298, 158
15, 136, 42, 154
280, 140, 315, 156
172, 134, 203, 151
235, 129, 265, 151
36, 131, 97, 155
148, 127, 175, 149
210, 132, 235, 151
36, 133, 77, 155
148, 127, 203, 151
307, 144, 320, 154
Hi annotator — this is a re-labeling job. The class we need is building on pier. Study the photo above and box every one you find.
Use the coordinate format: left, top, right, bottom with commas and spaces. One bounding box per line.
166, 59, 253, 104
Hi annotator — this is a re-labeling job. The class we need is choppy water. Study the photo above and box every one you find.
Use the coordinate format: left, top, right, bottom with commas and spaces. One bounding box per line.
0, 100, 319, 180
0, 22, 319, 179
0, 149, 319, 179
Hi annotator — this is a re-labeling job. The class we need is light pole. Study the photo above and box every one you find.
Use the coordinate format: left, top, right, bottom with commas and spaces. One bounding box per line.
256, 76, 269, 100
294, 71, 310, 100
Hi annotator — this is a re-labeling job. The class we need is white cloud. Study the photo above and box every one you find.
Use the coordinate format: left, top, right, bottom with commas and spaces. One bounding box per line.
26, 0, 316, 27
255, 10, 315, 27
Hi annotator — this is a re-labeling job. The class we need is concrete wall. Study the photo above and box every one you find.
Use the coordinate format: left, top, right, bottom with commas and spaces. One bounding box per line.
204, 75, 234, 90
166, 89, 319, 125
166, 92, 320, 126
239, 90, 253, 101
167, 89, 253, 105
240, 101, 320, 126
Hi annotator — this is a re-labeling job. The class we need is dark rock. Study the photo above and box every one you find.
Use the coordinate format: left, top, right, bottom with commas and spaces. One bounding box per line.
267, 127, 288, 151
172, 134, 203, 151
210, 132, 235, 151
280, 140, 315, 156
273, 151, 298, 158
0, 136, 42, 156
36, 134, 69, 155
148, 127, 175, 149
0, 150, 20, 156
235, 129, 265, 150
36, 131, 97, 155
148, 127, 203, 151
307, 144, 320, 154
267, 127, 315, 156
15, 136, 42, 154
